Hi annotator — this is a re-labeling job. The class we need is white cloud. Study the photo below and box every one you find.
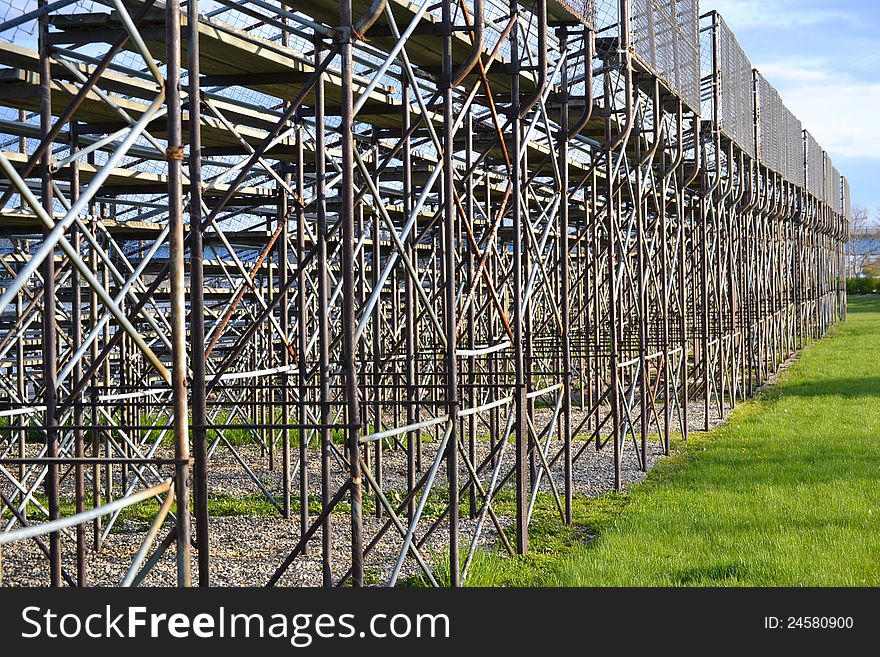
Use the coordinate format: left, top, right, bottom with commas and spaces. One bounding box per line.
754, 63, 880, 160
703, 0, 853, 28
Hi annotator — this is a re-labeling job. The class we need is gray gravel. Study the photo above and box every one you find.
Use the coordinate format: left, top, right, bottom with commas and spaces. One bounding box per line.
2, 367, 784, 587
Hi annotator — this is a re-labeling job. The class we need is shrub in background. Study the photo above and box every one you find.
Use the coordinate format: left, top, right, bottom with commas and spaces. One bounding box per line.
847, 277, 880, 295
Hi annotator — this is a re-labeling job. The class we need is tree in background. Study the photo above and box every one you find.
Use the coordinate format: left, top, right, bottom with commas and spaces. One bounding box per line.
848, 205, 880, 277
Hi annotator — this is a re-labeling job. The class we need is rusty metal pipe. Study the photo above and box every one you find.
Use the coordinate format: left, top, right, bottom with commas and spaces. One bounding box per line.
566, 27, 594, 139
519, 0, 547, 119
451, 0, 484, 88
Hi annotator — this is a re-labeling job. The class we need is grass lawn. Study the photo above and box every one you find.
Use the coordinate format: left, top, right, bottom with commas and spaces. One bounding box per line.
470, 296, 880, 586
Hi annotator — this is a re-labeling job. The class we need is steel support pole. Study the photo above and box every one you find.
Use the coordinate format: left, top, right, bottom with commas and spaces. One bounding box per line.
166, 0, 192, 587
278, 15, 293, 522
510, 0, 528, 555
313, 32, 333, 587
557, 26, 572, 524
441, 0, 460, 585
295, 121, 307, 542
187, 0, 210, 587
402, 79, 417, 520
339, 0, 364, 588
70, 120, 86, 586
279, 181, 291, 520
38, 0, 62, 587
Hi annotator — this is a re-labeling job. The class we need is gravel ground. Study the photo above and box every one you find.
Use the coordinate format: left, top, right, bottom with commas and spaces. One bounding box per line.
2, 366, 788, 587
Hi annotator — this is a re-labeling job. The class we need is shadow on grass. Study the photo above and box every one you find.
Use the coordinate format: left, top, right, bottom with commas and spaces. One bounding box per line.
770, 376, 880, 398
663, 452, 873, 490
671, 560, 775, 585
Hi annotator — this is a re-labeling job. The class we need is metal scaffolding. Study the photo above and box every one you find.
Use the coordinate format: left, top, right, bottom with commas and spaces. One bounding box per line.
0, 0, 850, 586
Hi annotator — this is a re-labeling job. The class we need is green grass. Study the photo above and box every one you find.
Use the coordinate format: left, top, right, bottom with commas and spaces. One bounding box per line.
1, 491, 297, 530
6, 299, 876, 584
402, 490, 629, 587
469, 296, 880, 586
1, 486, 482, 531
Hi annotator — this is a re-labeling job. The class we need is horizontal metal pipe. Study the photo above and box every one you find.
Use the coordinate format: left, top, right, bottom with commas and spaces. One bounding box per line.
0, 480, 172, 546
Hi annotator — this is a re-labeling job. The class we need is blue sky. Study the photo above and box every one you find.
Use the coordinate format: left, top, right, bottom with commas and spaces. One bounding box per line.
3, 0, 876, 212
700, 0, 880, 214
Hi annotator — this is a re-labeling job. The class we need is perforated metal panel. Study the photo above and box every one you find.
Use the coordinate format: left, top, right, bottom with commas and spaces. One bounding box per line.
714, 14, 755, 158
553, 0, 595, 26
781, 103, 801, 185
823, 152, 834, 207
756, 71, 784, 175
829, 166, 842, 215
804, 130, 823, 198
631, 0, 700, 111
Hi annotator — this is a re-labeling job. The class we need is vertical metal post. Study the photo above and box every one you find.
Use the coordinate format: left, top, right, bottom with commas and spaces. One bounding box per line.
370, 134, 382, 519
295, 121, 308, 543
441, 0, 460, 585
509, 0, 528, 554
606, 76, 621, 491
70, 120, 86, 586
402, 80, 417, 520
339, 0, 364, 587
277, 15, 292, 520
558, 26, 573, 524
313, 32, 333, 587
465, 111, 476, 520
187, 0, 209, 587
89, 201, 101, 551
38, 0, 61, 587
167, 0, 192, 587
279, 186, 291, 520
